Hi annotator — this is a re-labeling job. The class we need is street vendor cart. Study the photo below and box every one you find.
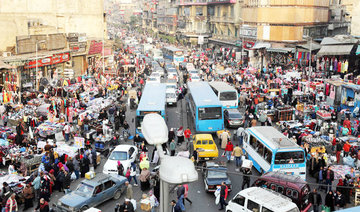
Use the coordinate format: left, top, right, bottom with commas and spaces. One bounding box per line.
274, 105, 294, 122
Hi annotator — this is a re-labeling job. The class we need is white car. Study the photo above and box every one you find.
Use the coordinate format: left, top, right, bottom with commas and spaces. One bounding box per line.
189, 74, 201, 82
166, 88, 177, 106
103, 145, 138, 175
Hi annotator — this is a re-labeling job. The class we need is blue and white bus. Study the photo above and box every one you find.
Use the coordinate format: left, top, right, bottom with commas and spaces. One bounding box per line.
186, 82, 224, 132
209, 81, 238, 109
136, 83, 167, 137
161, 46, 184, 65
243, 126, 306, 180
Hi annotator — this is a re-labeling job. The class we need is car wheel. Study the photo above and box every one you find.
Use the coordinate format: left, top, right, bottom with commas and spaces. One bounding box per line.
227, 210, 232, 212
81, 206, 89, 211
113, 190, 122, 200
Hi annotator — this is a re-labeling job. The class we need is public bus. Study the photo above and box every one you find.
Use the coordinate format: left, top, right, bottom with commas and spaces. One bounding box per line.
136, 83, 167, 137
150, 48, 163, 61
243, 126, 306, 180
209, 81, 238, 109
161, 46, 184, 65
186, 81, 224, 132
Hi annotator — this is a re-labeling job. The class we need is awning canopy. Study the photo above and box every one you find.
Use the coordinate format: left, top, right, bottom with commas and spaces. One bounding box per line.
266, 48, 295, 53
317, 45, 354, 56
356, 45, 360, 55
252, 42, 271, 49
0, 60, 13, 69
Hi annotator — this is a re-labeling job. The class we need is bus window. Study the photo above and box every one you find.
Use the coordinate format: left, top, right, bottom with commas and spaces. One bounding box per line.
247, 199, 260, 212
286, 188, 292, 197
219, 91, 237, 101
198, 107, 222, 120
263, 148, 272, 164
292, 190, 299, 199
275, 151, 305, 164
256, 142, 264, 156
250, 135, 257, 149
270, 184, 276, 191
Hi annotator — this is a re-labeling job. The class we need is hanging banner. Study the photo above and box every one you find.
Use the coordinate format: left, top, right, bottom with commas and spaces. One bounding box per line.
24, 52, 70, 69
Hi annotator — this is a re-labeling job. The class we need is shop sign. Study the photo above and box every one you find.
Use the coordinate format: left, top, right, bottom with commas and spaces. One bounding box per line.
235, 40, 242, 47
239, 26, 257, 39
88, 40, 103, 55
24, 52, 70, 69
70, 42, 87, 53
78, 33, 87, 42
243, 41, 255, 50
68, 33, 79, 42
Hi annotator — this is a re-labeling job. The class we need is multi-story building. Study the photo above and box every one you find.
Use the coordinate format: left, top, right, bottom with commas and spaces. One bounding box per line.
0, 0, 106, 52
328, 0, 351, 36
142, 0, 158, 32
350, 0, 360, 36
241, 0, 329, 44
115, 0, 138, 23
176, 0, 211, 45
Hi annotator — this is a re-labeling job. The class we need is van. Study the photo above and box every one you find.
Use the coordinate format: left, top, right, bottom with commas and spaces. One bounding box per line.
226, 187, 299, 212
166, 88, 177, 106
253, 171, 311, 212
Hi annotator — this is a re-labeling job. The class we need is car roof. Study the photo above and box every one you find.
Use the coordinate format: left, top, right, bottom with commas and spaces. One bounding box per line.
194, 134, 213, 140
206, 161, 227, 168
82, 175, 118, 186
112, 144, 136, 152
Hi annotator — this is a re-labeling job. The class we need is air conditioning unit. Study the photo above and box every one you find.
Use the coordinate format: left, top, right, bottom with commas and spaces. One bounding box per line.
2, 52, 12, 57
65, 61, 73, 68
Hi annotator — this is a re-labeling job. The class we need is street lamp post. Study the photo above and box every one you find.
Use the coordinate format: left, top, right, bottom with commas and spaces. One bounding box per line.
238, 18, 245, 66
142, 114, 198, 212
35, 40, 46, 91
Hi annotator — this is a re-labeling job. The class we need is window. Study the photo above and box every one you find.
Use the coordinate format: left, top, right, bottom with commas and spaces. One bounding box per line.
277, 185, 284, 194
247, 200, 260, 212
286, 188, 293, 197
104, 180, 115, 190
249, 135, 257, 149
217, 7, 220, 17
263, 147, 272, 164
196, 7, 203, 16
198, 107, 222, 120
202, 140, 208, 145
209, 140, 214, 144
274, 151, 305, 164
255, 141, 264, 156
129, 147, 135, 158
228, 28, 231, 36
262, 207, 274, 212
196, 140, 201, 145
109, 151, 128, 161
270, 184, 276, 191
292, 190, 299, 199
233, 194, 245, 206
94, 185, 103, 194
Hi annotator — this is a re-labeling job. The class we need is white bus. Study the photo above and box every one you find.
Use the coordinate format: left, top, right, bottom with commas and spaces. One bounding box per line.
243, 126, 306, 180
209, 81, 238, 109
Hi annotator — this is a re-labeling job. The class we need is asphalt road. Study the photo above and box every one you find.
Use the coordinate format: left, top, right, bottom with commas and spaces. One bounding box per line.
23, 74, 331, 212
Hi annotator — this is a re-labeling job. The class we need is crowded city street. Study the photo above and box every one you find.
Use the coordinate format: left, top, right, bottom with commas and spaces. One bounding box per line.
1, 0, 360, 212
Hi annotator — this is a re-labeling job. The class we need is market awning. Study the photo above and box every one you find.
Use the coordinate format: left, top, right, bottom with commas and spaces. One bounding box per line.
356, 45, 360, 55
317, 45, 354, 56
266, 48, 295, 53
0, 60, 13, 69
252, 42, 271, 49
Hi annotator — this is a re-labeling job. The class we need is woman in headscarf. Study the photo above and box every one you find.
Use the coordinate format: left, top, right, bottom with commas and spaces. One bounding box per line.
325, 190, 335, 211
139, 167, 151, 191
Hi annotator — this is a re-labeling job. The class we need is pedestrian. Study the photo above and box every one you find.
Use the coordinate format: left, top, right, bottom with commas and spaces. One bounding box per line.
125, 181, 134, 200
122, 199, 135, 212
176, 184, 185, 211
128, 162, 138, 186
117, 160, 124, 176
34, 198, 50, 212
224, 140, 234, 162
309, 188, 322, 212
325, 190, 335, 212
63, 123, 71, 142
236, 127, 244, 146
184, 127, 192, 145
335, 190, 345, 210
219, 181, 228, 210
183, 184, 192, 206
22, 184, 34, 210
176, 127, 184, 145
4, 193, 17, 212
170, 200, 182, 212
232, 144, 243, 167
139, 167, 151, 191
170, 139, 176, 156
220, 130, 230, 149
63, 170, 71, 194
140, 194, 151, 212
90, 147, 97, 169
324, 166, 335, 192
241, 167, 251, 190
73, 156, 80, 180
32, 174, 41, 201
335, 140, 342, 164
168, 128, 175, 143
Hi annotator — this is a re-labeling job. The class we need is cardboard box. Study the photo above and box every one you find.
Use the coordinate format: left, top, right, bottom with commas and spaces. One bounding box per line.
85, 171, 96, 180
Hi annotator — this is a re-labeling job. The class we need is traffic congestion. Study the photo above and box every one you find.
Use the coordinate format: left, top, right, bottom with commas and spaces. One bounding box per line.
0, 28, 360, 212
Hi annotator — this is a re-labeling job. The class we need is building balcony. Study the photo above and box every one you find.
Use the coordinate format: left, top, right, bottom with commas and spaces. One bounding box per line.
176, 0, 208, 6
208, 0, 236, 4
210, 16, 234, 23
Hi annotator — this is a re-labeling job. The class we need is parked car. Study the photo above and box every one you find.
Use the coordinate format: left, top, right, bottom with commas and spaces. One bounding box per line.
226, 187, 299, 212
103, 144, 138, 175
55, 175, 127, 211
192, 134, 218, 160
224, 109, 243, 128
203, 162, 231, 192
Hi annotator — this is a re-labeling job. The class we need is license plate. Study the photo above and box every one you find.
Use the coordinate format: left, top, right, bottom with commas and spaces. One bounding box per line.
204, 158, 209, 160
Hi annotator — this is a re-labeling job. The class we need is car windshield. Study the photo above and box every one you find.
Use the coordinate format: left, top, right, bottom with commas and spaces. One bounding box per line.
275, 151, 305, 164
109, 151, 128, 161
208, 170, 227, 179
166, 93, 176, 98
166, 85, 176, 89
220, 91, 237, 101
76, 183, 94, 196
229, 113, 242, 119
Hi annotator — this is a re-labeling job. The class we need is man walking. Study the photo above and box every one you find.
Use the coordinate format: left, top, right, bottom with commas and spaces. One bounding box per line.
232, 144, 243, 168
176, 184, 185, 211
125, 181, 133, 200
309, 188, 322, 212
241, 168, 252, 190
219, 181, 228, 210
170, 139, 176, 156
